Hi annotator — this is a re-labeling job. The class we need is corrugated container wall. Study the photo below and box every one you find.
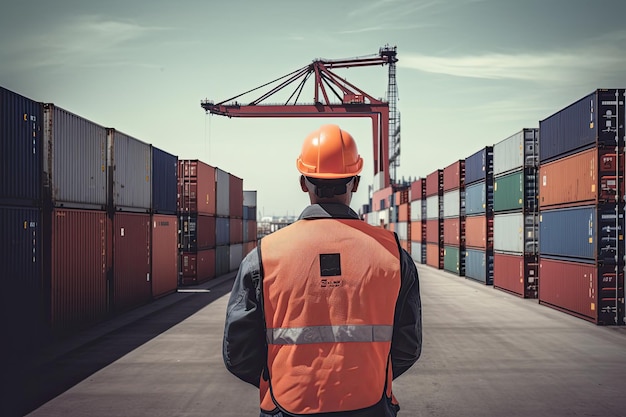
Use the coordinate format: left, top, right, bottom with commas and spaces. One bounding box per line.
46, 209, 110, 334
465, 182, 486, 215
443, 189, 461, 218
465, 146, 494, 185
243, 190, 257, 207
151, 147, 178, 214
493, 129, 539, 176
43, 104, 108, 209
1, 87, 42, 206
151, 215, 178, 299
216, 168, 230, 217
443, 160, 464, 192
425, 170, 442, 197
539, 89, 625, 163
494, 171, 523, 212
177, 160, 216, 215
229, 174, 243, 218
410, 179, 425, 202
1, 206, 44, 353
539, 206, 595, 260
493, 212, 524, 253
179, 213, 216, 251
108, 129, 151, 212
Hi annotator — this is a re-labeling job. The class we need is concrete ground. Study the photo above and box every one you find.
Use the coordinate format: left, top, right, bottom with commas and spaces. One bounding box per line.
7, 264, 626, 417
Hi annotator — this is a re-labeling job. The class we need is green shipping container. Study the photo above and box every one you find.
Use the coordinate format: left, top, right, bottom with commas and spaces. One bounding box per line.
494, 170, 523, 212
443, 246, 461, 275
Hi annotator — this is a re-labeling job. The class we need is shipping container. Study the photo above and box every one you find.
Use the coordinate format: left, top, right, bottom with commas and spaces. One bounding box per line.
443, 160, 465, 192
229, 173, 243, 218
443, 189, 462, 218
426, 219, 442, 244
465, 146, 493, 186
443, 217, 462, 246
372, 186, 393, 211
216, 245, 231, 276
425, 169, 442, 197
108, 129, 151, 212
426, 195, 440, 220
46, 209, 110, 334
397, 203, 409, 222
43, 104, 108, 210
494, 170, 523, 213
493, 252, 538, 299
539, 258, 624, 325
464, 248, 493, 285
539, 89, 625, 163
465, 181, 491, 215
410, 199, 425, 222
465, 215, 490, 249
179, 213, 216, 251
216, 168, 230, 217
180, 249, 215, 285
243, 190, 257, 207
494, 212, 525, 253
394, 222, 408, 241
151, 146, 178, 214
410, 178, 425, 202
1, 206, 44, 352
229, 243, 243, 272
539, 147, 624, 208
1, 87, 43, 206
230, 217, 243, 244
151, 214, 178, 299
112, 212, 151, 313
493, 128, 539, 176
426, 242, 442, 269
443, 245, 463, 275
216, 216, 230, 246
411, 241, 425, 264
244, 219, 257, 242
177, 160, 216, 215
243, 241, 257, 258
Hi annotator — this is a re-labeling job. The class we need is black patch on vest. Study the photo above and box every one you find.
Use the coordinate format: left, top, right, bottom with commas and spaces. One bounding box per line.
320, 253, 341, 276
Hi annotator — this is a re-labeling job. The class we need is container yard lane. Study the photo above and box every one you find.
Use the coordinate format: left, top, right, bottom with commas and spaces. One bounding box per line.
13, 265, 626, 417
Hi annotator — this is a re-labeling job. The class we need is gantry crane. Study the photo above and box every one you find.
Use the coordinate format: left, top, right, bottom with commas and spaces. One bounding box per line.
201, 46, 400, 189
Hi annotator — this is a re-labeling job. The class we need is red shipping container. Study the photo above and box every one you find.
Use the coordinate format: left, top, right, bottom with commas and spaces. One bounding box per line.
229, 173, 244, 218
425, 170, 442, 197
493, 252, 524, 297
230, 217, 243, 244
426, 242, 442, 269
410, 178, 425, 202
48, 209, 110, 333
246, 220, 257, 243
397, 203, 409, 222
443, 160, 464, 192
411, 221, 424, 243
244, 241, 257, 257
425, 219, 440, 244
372, 187, 393, 211
177, 160, 216, 215
465, 215, 487, 249
113, 212, 151, 313
443, 217, 461, 246
151, 214, 178, 299
181, 249, 215, 285
394, 189, 409, 205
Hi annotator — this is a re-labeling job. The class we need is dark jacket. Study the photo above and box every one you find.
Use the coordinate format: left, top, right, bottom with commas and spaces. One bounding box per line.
223, 203, 422, 416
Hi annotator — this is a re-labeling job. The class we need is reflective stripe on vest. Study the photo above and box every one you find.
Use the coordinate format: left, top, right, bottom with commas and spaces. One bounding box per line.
259, 218, 401, 415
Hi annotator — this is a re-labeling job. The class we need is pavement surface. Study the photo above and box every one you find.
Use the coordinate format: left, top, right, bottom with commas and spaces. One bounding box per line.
5, 265, 626, 417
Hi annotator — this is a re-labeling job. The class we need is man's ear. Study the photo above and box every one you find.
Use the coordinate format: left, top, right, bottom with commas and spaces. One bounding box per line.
300, 175, 309, 192
351, 176, 360, 192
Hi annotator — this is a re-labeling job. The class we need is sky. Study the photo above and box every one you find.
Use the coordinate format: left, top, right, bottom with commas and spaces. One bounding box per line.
1, 0, 625, 218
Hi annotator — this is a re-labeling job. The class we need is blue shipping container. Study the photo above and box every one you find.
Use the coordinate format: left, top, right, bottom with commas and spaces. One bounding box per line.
152, 146, 178, 214
464, 146, 493, 186
464, 248, 493, 285
1, 87, 43, 206
0, 206, 45, 354
539, 88, 625, 163
465, 181, 486, 215
539, 205, 595, 260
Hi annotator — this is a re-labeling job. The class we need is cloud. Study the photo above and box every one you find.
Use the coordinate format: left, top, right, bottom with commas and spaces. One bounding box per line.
398, 44, 626, 84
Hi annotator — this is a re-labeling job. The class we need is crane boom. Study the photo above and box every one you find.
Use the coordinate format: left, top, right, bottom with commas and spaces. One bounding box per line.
201, 46, 399, 188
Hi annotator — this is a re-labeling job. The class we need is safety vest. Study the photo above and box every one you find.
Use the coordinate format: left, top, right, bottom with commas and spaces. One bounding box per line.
259, 218, 402, 414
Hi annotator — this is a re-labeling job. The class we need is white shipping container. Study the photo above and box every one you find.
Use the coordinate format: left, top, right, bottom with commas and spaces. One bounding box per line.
443, 189, 461, 218
243, 190, 257, 207
410, 199, 423, 221
426, 195, 439, 220
216, 168, 230, 217
494, 212, 524, 252
493, 128, 539, 176
395, 222, 408, 240
108, 129, 151, 211
43, 104, 108, 209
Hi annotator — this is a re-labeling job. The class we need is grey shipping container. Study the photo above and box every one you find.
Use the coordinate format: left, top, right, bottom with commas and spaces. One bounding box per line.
1, 87, 43, 206
216, 216, 230, 246
464, 248, 493, 285
43, 104, 108, 209
216, 168, 230, 217
215, 244, 230, 276
493, 212, 538, 253
539, 89, 625, 163
465, 181, 487, 215
152, 146, 178, 214
243, 190, 257, 207
411, 241, 424, 264
493, 128, 539, 176
108, 129, 151, 212
443, 189, 462, 218
464, 146, 493, 186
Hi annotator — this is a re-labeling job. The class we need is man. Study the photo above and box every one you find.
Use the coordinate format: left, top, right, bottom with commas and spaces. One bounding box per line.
223, 124, 422, 417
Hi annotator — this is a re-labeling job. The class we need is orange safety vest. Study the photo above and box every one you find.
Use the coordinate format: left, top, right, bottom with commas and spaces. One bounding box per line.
259, 218, 402, 414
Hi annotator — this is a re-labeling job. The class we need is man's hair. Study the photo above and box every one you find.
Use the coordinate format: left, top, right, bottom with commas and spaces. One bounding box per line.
306, 176, 356, 198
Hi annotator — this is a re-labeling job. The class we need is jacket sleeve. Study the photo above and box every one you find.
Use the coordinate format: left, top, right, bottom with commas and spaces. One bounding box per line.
222, 247, 267, 387
391, 247, 422, 379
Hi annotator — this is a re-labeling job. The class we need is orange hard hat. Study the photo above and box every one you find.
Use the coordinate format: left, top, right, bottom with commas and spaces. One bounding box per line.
296, 124, 363, 179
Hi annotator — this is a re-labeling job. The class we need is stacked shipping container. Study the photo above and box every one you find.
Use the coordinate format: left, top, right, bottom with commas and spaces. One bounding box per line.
442, 160, 465, 276
538, 89, 625, 325
425, 170, 443, 269
409, 179, 426, 264
243, 190, 259, 257
492, 129, 539, 298
463, 147, 494, 284
391, 187, 410, 252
